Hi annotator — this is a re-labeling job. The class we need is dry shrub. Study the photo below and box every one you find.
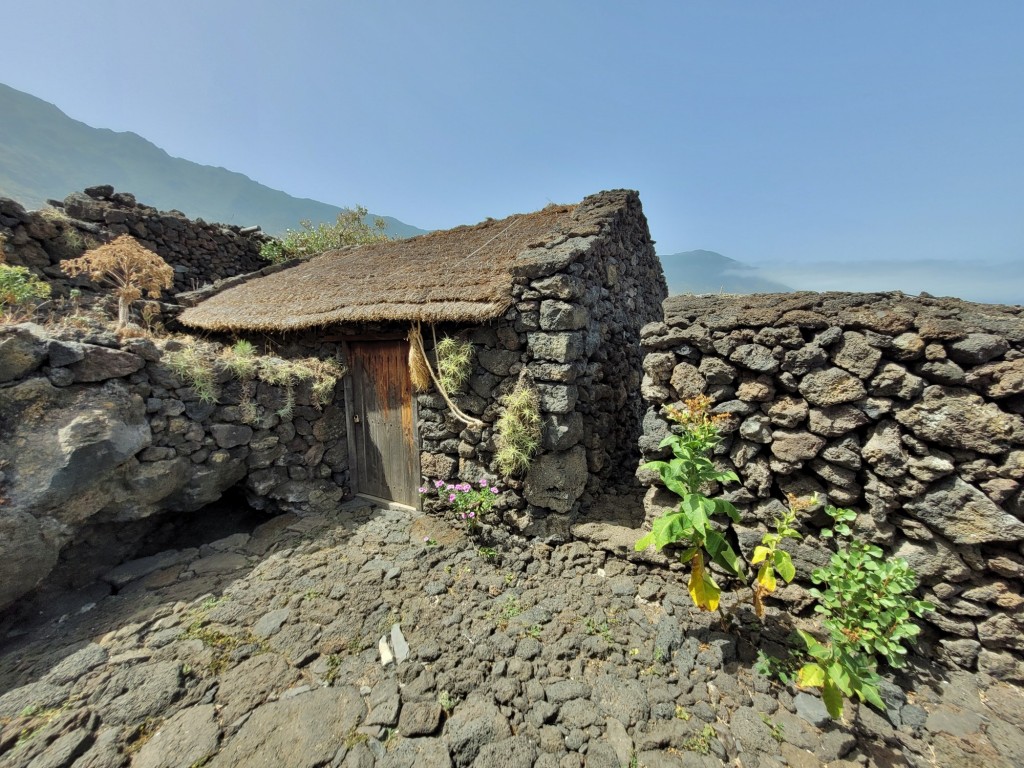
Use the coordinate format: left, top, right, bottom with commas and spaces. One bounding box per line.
61, 235, 173, 328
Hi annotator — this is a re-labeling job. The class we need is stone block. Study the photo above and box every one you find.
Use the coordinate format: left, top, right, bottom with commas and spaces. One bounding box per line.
527, 331, 587, 363
539, 300, 589, 331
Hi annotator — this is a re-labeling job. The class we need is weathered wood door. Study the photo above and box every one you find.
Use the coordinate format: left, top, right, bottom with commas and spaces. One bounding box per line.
346, 340, 419, 507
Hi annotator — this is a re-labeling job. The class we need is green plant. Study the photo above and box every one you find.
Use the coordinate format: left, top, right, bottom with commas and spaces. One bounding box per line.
681, 724, 718, 755
525, 624, 543, 639
165, 339, 344, 415
435, 337, 474, 393
583, 610, 619, 643
0, 264, 51, 321
794, 505, 934, 718
343, 727, 369, 749
61, 234, 174, 328
256, 355, 343, 417
223, 339, 258, 379
420, 478, 502, 535
750, 495, 804, 616
760, 713, 785, 742
499, 596, 523, 622
635, 396, 743, 611
494, 381, 541, 476
477, 546, 499, 560
438, 690, 457, 714
164, 341, 219, 403
324, 654, 342, 684
754, 650, 799, 685
260, 206, 389, 263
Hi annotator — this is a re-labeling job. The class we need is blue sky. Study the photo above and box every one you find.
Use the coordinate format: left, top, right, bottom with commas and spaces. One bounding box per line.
2, 1, 1022, 302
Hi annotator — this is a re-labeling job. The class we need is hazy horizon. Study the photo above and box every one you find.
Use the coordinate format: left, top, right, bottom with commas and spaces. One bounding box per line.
0, 2, 1020, 305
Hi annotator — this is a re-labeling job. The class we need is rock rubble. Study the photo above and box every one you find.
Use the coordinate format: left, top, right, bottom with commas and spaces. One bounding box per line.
1, 501, 1021, 767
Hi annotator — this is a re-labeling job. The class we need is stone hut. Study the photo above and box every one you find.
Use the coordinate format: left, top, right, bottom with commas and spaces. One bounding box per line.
179, 190, 667, 536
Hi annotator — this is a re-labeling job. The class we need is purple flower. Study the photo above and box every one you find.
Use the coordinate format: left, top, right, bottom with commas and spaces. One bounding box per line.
446, 483, 455, 490
449, 493, 456, 502
433, 479, 444, 488
479, 478, 488, 487
490, 487, 499, 494
468, 512, 475, 518
418, 486, 428, 494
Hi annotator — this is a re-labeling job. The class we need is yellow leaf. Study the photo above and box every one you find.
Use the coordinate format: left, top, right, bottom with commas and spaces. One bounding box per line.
751, 545, 770, 564
797, 662, 826, 689
688, 554, 721, 611
756, 563, 777, 593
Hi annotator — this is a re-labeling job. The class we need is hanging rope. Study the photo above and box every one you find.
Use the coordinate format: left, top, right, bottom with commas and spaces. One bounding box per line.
409, 321, 485, 428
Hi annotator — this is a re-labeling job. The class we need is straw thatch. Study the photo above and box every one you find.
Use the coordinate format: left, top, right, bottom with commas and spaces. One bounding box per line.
179, 191, 630, 332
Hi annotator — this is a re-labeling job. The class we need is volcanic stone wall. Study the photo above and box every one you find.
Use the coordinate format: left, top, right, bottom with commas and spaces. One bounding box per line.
0, 185, 271, 295
639, 292, 1024, 678
418, 191, 667, 538
0, 323, 347, 609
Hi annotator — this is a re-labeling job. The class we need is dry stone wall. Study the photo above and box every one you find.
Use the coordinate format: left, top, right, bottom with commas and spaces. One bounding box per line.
417, 191, 666, 538
639, 292, 1024, 679
0, 322, 348, 609
0, 185, 271, 295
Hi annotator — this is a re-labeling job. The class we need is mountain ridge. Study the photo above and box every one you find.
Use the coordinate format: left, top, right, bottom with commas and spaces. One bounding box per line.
659, 249, 793, 295
0, 82, 425, 238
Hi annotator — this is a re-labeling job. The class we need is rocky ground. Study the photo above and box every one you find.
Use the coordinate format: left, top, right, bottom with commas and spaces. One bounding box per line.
1, 498, 1022, 768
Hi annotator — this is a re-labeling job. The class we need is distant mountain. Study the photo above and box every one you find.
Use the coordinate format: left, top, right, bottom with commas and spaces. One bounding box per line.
0, 82, 426, 238
660, 249, 792, 295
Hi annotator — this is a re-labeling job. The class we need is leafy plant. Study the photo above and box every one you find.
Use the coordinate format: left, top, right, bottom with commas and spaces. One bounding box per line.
635, 396, 743, 611
61, 235, 174, 328
260, 207, 389, 263
750, 495, 804, 617
0, 264, 51, 321
420, 477, 502, 535
794, 504, 934, 718
494, 381, 541, 476
435, 336, 473, 393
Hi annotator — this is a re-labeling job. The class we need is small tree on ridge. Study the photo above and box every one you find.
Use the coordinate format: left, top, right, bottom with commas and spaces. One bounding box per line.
62, 235, 174, 328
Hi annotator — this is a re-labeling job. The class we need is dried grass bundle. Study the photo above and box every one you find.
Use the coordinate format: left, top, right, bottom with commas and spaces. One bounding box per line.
408, 322, 432, 392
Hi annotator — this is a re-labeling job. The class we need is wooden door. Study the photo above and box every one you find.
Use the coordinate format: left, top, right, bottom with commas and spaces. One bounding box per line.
346, 339, 419, 507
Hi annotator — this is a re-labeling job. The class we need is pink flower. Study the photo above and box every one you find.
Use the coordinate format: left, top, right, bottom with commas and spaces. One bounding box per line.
490, 487, 499, 494
468, 512, 475, 518
418, 486, 428, 494
449, 494, 457, 502
433, 479, 444, 488
479, 478, 489, 487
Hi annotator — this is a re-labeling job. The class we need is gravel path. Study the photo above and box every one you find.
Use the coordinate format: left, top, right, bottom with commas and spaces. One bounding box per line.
1, 500, 1022, 768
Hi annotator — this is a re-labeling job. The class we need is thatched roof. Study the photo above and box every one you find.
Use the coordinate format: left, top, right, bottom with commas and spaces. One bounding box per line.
179, 190, 635, 332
